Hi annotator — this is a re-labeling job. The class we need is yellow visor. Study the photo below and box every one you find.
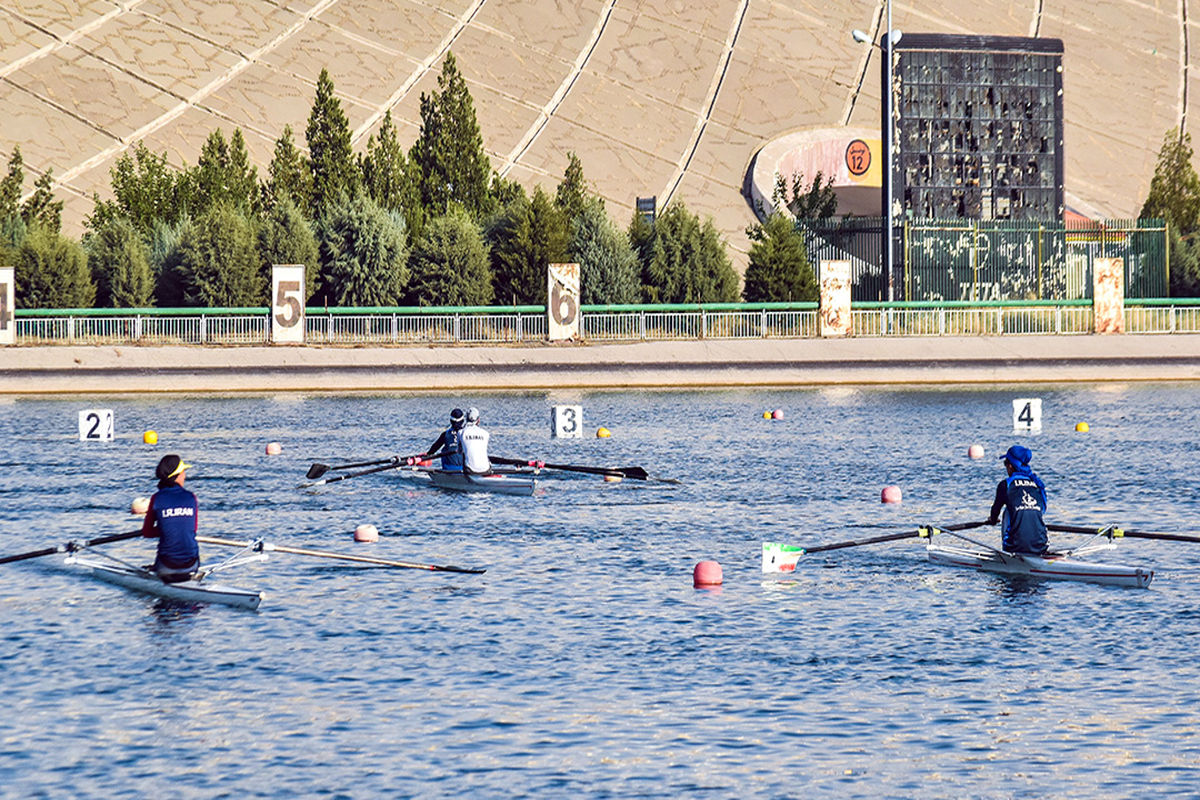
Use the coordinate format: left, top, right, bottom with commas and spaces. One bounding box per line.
168, 460, 193, 478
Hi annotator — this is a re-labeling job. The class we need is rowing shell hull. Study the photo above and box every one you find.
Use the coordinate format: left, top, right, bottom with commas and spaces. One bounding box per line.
425, 470, 537, 496
67, 557, 265, 609
927, 543, 1153, 589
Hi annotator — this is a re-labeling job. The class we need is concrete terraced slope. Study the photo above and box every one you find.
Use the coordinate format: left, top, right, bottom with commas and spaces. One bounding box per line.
0, 0, 1191, 269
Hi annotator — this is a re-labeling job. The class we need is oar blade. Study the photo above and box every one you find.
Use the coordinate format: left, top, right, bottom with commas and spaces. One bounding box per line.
762, 542, 805, 573
617, 466, 650, 480
305, 463, 329, 480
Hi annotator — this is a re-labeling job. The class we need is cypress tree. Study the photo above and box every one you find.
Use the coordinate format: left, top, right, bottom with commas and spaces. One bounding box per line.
258, 198, 320, 302
570, 198, 638, 305
641, 203, 738, 303
149, 217, 192, 307
490, 186, 568, 305
178, 203, 263, 307
15, 226, 95, 308
306, 69, 360, 219
21, 169, 63, 234
742, 212, 818, 302
555, 152, 589, 225
88, 216, 153, 307
406, 210, 493, 306
0, 146, 21, 224
361, 110, 416, 216
265, 124, 311, 211
316, 193, 408, 306
1142, 128, 1200, 235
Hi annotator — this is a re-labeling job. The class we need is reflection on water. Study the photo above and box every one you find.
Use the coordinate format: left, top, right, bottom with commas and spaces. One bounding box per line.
1, 385, 1200, 797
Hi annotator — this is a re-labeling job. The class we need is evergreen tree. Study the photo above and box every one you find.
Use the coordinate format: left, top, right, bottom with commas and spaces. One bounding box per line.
409, 52, 493, 222
641, 203, 738, 303
258, 198, 320, 301
316, 194, 408, 306
406, 210, 493, 306
490, 186, 568, 305
570, 198, 638, 305
774, 171, 837, 219
555, 152, 590, 225
88, 216, 153, 307
149, 217, 192, 307
627, 208, 655, 267
742, 212, 818, 302
361, 110, 416, 218
178, 203, 263, 307
15, 225, 95, 308
265, 124, 311, 211
190, 129, 260, 217
21, 170, 63, 233
88, 142, 189, 236
1142, 128, 1200, 234
0, 146, 21, 224
1170, 227, 1200, 297
306, 69, 360, 218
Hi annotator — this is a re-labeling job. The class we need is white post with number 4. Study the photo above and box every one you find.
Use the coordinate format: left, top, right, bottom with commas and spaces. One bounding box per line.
271, 264, 306, 344
552, 405, 583, 439
1013, 398, 1042, 432
79, 409, 114, 442
547, 262, 580, 341
0, 266, 14, 345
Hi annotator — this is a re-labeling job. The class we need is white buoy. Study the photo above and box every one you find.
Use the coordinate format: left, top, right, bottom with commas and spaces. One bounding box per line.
130, 496, 150, 515
354, 524, 379, 542
265, 441, 283, 455
967, 444, 984, 459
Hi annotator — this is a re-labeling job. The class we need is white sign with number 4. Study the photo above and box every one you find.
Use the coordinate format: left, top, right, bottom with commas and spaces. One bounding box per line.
79, 409, 114, 442
1013, 398, 1042, 432
271, 265, 306, 344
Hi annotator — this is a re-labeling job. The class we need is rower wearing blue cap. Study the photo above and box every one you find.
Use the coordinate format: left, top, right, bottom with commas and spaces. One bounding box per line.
987, 445, 1048, 554
427, 408, 466, 472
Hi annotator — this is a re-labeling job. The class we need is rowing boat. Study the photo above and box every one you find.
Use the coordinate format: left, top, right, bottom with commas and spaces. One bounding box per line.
422, 469, 537, 496
65, 555, 267, 609
925, 541, 1153, 588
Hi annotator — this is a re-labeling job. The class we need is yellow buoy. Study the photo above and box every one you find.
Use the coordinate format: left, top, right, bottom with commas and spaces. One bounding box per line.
142, 430, 158, 445
1075, 422, 1090, 432
596, 427, 611, 438
763, 410, 772, 419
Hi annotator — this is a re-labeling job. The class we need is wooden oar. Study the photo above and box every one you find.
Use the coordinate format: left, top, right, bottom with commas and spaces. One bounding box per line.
197, 535, 485, 574
0, 530, 143, 565
1048, 523, 1200, 544
763, 520, 990, 572
491, 455, 650, 480
306, 453, 430, 481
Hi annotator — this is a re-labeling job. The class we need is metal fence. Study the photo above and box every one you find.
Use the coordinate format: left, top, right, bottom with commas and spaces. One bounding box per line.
9, 300, 1200, 344
801, 217, 1168, 302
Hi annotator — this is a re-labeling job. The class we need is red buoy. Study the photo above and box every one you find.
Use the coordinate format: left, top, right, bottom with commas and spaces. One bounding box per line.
693, 560, 723, 586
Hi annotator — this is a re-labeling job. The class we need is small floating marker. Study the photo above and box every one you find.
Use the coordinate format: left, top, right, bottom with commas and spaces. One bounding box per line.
693, 560, 723, 587
265, 441, 283, 455
596, 426, 611, 438
967, 444, 984, 459
354, 524, 379, 543
142, 430, 158, 445
130, 496, 150, 515
881, 485, 902, 504
762, 410, 772, 419
1075, 421, 1090, 432
772, 409, 784, 420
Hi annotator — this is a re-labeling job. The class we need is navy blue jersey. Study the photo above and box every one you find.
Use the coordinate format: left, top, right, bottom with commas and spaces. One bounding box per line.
990, 475, 1048, 554
428, 426, 464, 471
142, 485, 199, 568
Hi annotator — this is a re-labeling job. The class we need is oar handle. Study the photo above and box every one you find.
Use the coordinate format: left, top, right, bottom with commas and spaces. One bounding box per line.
0, 530, 143, 565
1047, 523, 1200, 544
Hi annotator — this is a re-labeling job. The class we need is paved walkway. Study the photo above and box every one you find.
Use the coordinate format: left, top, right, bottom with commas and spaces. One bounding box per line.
2, 336, 1198, 393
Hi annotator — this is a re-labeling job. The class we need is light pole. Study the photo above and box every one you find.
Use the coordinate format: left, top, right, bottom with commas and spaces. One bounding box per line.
853, 14, 902, 302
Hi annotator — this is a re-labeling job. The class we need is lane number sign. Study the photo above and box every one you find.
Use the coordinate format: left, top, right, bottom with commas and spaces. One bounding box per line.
0, 267, 13, 345
552, 405, 582, 439
1012, 398, 1042, 432
547, 262, 580, 341
271, 265, 306, 344
79, 409, 114, 442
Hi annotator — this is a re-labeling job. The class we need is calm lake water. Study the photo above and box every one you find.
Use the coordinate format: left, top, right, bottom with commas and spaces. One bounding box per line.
2, 385, 1200, 798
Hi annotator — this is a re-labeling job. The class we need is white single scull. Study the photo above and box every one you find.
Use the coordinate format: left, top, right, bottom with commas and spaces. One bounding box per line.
417, 468, 537, 496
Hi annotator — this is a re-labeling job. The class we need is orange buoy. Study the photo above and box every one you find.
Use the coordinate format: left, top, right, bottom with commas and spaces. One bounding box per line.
693, 560, 723, 586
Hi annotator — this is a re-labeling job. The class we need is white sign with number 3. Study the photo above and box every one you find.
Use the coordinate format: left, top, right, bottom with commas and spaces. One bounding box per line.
271, 265, 306, 344
552, 405, 583, 438
79, 409, 114, 442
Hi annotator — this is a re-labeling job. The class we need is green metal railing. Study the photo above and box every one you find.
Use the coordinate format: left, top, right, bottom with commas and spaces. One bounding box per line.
9, 299, 1200, 344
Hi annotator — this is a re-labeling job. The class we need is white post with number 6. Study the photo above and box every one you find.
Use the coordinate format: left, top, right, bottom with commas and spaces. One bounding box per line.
547, 262, 580, 341
0, 266, 14, 346
552, 405, 583, 439
79, 409, 114, 442
1012, 398, 1042, 432
271, 264, 306, 344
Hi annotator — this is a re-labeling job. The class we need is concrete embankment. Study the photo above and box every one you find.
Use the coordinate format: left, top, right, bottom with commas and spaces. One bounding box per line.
1, 335, 1199, 394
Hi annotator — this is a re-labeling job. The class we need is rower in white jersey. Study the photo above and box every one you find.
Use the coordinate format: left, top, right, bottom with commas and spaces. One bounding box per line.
461, 407, 491, 474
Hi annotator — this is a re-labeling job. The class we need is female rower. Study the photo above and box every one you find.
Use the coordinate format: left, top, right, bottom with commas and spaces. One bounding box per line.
987, 445, 1048, 555
141, 454, 200, 583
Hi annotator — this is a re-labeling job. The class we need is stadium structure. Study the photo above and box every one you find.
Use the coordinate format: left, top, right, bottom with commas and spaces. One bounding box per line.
0, 0, 1190, 269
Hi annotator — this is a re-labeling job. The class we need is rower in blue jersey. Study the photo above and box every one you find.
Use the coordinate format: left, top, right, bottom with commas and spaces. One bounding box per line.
141, 454, 200, 583
987, 445, 1048, 555
426, 408, 466, 472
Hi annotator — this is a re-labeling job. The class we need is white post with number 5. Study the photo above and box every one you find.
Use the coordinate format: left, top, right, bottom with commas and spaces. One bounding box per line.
547, 262, 580, 341
78, 409, 114, 442
552, 405, 583, 439
1012, 398, 1042, 432
271, 264, 306, 344
0, 266, 14, 345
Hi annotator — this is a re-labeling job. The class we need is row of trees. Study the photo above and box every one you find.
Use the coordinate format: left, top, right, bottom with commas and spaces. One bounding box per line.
0, 52, 822, 311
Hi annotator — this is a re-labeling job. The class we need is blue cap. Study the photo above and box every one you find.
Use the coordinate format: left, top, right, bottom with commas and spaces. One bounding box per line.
1001, 445, 1032, 466
450, 408, 464, 421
